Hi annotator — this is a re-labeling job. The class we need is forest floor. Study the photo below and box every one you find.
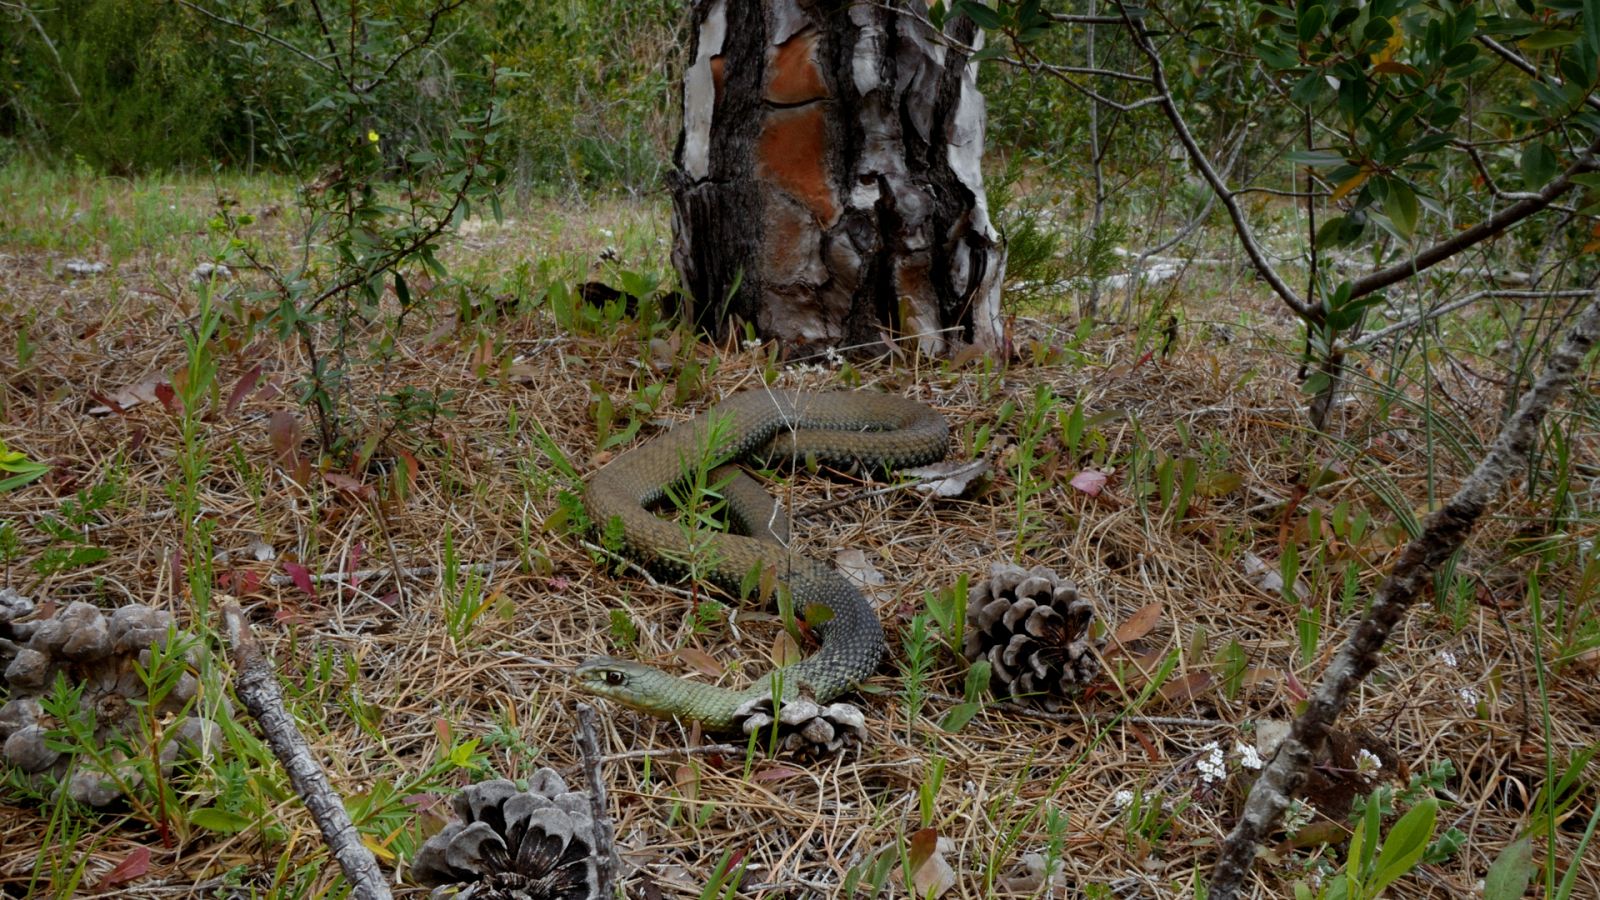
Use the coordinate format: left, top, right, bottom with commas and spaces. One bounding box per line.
1, 164, 1597, 899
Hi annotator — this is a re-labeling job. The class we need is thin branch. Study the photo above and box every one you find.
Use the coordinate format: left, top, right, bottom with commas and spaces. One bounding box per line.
1112, 2, 1314, 318
996, 56, 1151, 84
360, 0, 470, 91
1476, 35, 1600, 114
1347, 131, 1600, 300
221, 602, 392, 899
1208, 294, 1600, 899
265, 558, 518, 587
1350, 289, 1597, 350
574, 704, 619, 900
176, 0, 336, 74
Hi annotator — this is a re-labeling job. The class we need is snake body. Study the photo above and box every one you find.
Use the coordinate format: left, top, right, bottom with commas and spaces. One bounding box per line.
574, 390, 948, 728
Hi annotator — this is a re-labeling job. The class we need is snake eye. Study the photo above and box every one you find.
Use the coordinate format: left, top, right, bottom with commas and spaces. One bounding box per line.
604, 670, 626, 686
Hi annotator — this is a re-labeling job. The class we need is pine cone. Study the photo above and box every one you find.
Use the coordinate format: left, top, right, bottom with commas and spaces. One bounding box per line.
0, 596, 224, 806
411, 771, 600, 900
962, 563, 1099, 709
733, 695, 867, 757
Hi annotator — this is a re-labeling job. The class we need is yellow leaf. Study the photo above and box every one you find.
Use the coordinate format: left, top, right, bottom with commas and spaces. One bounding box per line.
1371, 18, 1403, 65
362, 836, 396, 862
1330, 168, 1372, 203
367, 129, 380, 143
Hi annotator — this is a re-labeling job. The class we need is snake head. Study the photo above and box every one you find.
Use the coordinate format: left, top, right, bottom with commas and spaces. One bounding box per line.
572, 656, 659, 707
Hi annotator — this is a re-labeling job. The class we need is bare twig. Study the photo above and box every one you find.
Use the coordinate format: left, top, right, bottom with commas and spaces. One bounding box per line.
1347, 131, 1600, 300
1112, 2, 1314, 318
175, 1, 336, 73
574, 703, 619, 900
1208, 294, 1600, 899
220, 602, 392, 899
1350, 289, 1598, 351
266, 558, 517, 587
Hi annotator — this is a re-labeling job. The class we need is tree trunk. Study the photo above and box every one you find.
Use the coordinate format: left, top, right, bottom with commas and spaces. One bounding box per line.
670, 0, 1006, 359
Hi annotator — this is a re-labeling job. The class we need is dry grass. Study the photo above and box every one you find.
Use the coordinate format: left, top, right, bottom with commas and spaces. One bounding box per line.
1, 169, 1597, 899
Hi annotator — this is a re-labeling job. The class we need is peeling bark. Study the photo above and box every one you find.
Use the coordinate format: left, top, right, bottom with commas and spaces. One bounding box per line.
671, 1, 1005, 357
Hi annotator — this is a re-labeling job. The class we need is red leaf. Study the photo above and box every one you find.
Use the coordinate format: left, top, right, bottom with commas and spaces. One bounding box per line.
101, 846, 151, 887
752, 765, 807, 784
154, 381, 178, 412
1114, 601, 1164, 644
226, 364, 263, 416
322, 472, 372, 498
1283, 669, 1309, 703
268, 411, 300, 464
1070, 469, 1109, 496
908, 827, 939, 871
282, 562, 318, 600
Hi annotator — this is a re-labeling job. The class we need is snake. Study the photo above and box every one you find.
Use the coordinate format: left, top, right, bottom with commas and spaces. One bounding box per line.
573, 389, 948, 728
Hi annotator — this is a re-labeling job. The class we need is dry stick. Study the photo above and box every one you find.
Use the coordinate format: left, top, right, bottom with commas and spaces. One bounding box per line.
265, 558, 517, 587
574, 703, 620, 899
1207, 294, 1600, 900
220, 602, 393, 900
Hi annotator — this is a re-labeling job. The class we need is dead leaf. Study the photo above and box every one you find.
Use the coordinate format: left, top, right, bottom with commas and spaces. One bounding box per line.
323, 472, 373, 499
676, 647, 724, 678
226, 364, 263, 416
1070, 469, 1110, 496
100, 846, 151, 888
835, 549, 891, 603
268, 411, 300, 465
1240, 552, 1308, 600
771, 631, 802, 667
1158, 671, 1214, 703
154, 381, 178, 412
907, 829, 957, 898
88, 374, 167, 416
751, 765, 807, 784
904, 458, 990, 498
673, 764, 699, 801
282, 562, 317, 600
1114, 601, 1163, 644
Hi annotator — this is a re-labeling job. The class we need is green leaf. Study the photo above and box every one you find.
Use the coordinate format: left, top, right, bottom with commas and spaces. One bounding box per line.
940, 701, 982, 732
1297, 4, 1327, 42
1522, 143, 1558, 189
1385, 178, 1419, 237
954, 0, 1003, 29
1371, 798, 1438, 895
1521, 30, 1581, 50
190, 807, 253, 834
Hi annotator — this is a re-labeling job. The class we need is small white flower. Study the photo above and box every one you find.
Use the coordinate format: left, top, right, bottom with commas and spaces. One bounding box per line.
823, 346, 844, 366
599, 228, 614, 238
742, 338, 763, 352
1112, 790, 1135, 809
1196, 741, 1226, 783
1459, 686, 1481, 706
1437, 649, 1458, 667
1356, 748, 1382, 775
1235, 741, 1264, 770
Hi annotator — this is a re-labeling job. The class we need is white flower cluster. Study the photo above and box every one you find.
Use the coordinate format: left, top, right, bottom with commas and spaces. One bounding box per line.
1356, 747, 1383, 776
1197, 741, 1227, 783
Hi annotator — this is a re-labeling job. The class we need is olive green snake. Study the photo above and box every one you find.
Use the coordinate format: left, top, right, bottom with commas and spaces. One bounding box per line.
573, 389, 948, 728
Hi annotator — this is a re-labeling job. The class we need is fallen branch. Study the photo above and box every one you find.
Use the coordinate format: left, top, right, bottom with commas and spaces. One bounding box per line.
574, 703, 620, 900
221, 601, 392, 900
266, 558, 517, 587
1208, 293, 1600, 900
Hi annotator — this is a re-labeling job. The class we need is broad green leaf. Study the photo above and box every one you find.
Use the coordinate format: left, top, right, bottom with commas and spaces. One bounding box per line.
1371, 798, 1438, 895
1385, 179, 1419, 237
1482, 838, 1534, 900
1522, 143, 1558, 189
1521, 30, 1581, 50
190, 807, 253, 834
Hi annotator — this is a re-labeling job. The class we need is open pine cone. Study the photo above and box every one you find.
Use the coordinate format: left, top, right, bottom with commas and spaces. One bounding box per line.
733, 695, 867, 757
411, 771, 600, 900
962, 563, 1099, 709
0, 594, 224, 806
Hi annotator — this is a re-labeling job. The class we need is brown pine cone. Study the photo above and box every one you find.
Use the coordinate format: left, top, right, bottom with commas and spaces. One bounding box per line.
962, 563, 1099, 710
